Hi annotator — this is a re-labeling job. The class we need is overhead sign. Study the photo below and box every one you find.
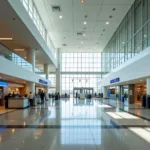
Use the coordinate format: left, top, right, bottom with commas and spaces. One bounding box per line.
39, 79, 48, 85
110, 78, 120, 84
0, 81, 8, 87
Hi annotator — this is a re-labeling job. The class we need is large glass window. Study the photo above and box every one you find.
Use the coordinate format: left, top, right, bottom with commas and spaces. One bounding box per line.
61, 53, 102, 95
102, 0, 150, 74
61, 53, 101, 72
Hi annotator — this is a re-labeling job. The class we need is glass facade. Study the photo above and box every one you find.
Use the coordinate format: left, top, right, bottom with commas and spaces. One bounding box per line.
20, 0, 56, 58
61, 53, 101, 72
102, 0, 150, 73
61, 53, 102, 95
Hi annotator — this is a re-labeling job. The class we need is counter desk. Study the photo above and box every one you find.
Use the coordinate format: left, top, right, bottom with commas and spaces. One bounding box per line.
8, 98, 29, 109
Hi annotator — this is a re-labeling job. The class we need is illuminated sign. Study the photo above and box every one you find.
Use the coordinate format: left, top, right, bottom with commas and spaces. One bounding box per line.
110, 78, 120, 84
39, 79, 48, 85
0, 81, 8, 87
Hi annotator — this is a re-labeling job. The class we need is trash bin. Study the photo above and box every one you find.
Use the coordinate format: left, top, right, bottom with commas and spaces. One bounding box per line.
142, 95, 146, 107
146, 96, 150, 109
122, 96, 124, 103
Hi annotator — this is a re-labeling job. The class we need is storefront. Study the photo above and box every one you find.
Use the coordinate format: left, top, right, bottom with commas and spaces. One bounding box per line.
135, 84, 146, 105
8, 82, 26, 96
0, 81, 8, 106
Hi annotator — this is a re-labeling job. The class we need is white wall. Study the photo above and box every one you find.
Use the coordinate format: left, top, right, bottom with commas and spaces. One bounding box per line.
0, 56, 50, 86
102, 46, 150, 87
7, 0, 57, 67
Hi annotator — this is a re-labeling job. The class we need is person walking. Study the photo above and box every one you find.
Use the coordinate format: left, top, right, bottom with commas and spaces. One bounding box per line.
28, 92, 34, 106
40, 91, 45, 104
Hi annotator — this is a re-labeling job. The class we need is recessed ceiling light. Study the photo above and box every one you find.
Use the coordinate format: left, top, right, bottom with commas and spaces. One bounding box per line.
144, 35, 147, 37
0, 38, 13, 40
83, 34, 86, 37
81, 41, 83, 44
59, 15, 63, 19
106, 21, 110, 25
81, 0, 84, 3
83, 21, 87, 25
122, 42, 125, 44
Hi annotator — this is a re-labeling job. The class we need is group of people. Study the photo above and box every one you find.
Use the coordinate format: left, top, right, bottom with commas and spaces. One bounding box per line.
28, 91, 46, 105
49, 92, 60, 100
75, 92, 103, 99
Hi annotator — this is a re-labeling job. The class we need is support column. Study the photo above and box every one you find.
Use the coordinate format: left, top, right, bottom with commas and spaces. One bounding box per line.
147, 78, 150, 95
119, 85, 124, 101
44, 64, 49, 100
102, 86, 107, 99
26, 82, 35, 95
27, 49, 35, 73
128, 84, 135, 104
44, 64, 49, 80
56, 49, 61, 93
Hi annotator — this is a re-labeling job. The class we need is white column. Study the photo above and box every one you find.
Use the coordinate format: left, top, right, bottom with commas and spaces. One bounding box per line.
27, 49, 35, 73
56, 49, 61, 93
44, 64, 49, 100
147, 78, 150, 95
44, 64, 49, 79
102, 86, 107, 99
26, 82, 35, 95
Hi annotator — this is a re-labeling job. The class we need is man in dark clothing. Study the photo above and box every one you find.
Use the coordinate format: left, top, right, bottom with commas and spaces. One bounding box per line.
40, 91, 45, 104
76, 92, 78, 99
55, 94, 59, 100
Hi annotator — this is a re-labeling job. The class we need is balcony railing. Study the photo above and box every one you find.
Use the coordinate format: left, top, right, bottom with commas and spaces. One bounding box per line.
0, 43, 41, 73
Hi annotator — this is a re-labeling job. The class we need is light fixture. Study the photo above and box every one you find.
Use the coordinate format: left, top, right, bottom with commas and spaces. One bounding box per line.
81, 41, 83, 44
83, 34, 86, 37
140, 80, 142, 82
122, 42, 125, 44
25, 57, 27, 59
59, 15, 63, 19
81, 0, 84, 3
144, 35, 147, 38
0, 38, 13, 40
106, 21, 110, 25
83, 21, 87, 25
14, 49, 25, 51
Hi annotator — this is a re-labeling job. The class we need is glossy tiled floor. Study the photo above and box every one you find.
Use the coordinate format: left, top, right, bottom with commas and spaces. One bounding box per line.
0, 98, 150, 150
0, 106, 15, 115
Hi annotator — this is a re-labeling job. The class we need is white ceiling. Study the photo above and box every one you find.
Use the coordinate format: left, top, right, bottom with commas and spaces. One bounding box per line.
34, 0, 135, 52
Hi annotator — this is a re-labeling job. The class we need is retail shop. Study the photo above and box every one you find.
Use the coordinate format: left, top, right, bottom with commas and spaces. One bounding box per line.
8, 82, 26, 96
0, 81, 8, 106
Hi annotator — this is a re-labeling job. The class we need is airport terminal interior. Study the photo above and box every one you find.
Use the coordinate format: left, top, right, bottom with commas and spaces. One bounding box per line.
1, 0, 150, 149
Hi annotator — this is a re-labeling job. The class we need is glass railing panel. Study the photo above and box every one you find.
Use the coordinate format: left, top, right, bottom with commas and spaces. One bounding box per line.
0, 43, 42, 73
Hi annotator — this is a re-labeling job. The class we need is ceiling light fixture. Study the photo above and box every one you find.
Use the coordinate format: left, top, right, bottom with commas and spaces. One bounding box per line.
14, 49, 25, 51
59, 15, 63, 19
106, 21, 110, 25
83, 34, 86, 37
0, 38, 13, 40
81, 41, 83, 44
83, 21, 87, 25
81, 0, 84, 3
